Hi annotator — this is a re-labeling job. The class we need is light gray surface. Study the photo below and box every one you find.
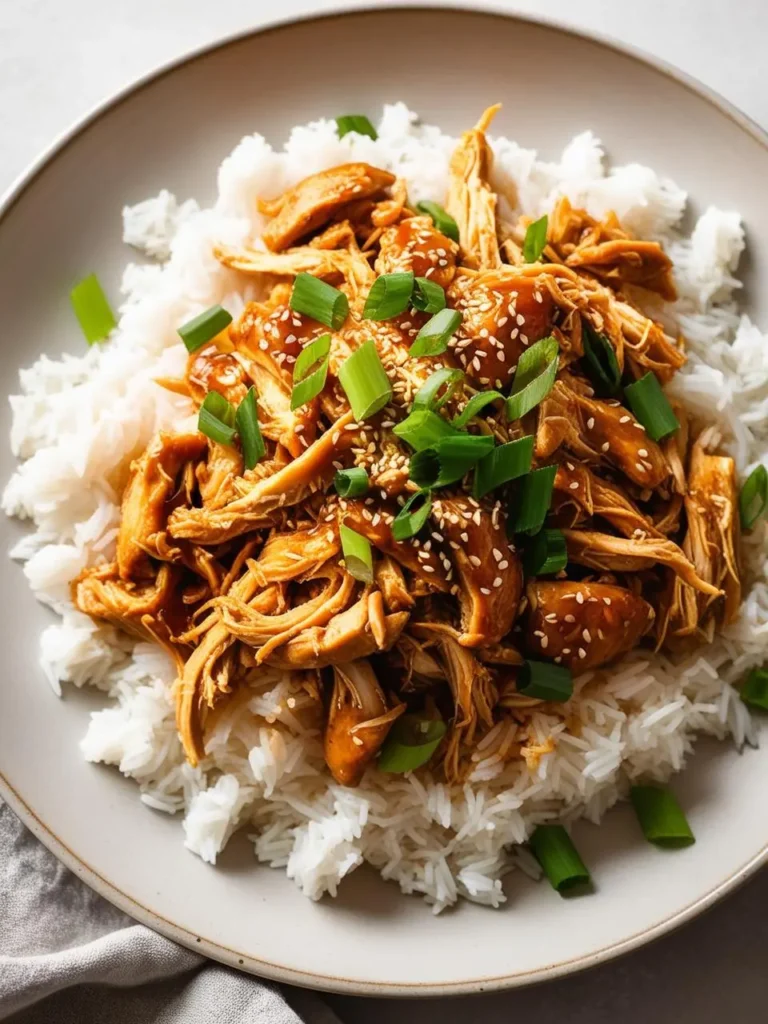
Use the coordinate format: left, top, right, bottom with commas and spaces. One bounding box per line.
2, 0, 768, 1021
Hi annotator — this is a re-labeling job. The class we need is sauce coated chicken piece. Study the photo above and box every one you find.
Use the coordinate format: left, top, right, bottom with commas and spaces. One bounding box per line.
258, 163, 396, 251
186, 344, 248, 407
677, 431, 741, 632
537, 380, 670, 490
324, 660, 404, 786
431, 496, 523, 647
375, 215, 459, 289
340, 499, 452, 592
449, 271, 554, 388
525, 580, 655, 671
444, 104, 502, 269
117, 432, 208, 579
73, 563, 180, 642
552, 460, 664, 538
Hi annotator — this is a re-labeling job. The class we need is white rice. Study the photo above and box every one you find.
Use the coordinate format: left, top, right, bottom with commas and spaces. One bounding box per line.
5, 103, 768, 911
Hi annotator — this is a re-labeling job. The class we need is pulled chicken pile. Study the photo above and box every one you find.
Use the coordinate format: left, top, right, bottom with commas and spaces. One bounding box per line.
73, 107, 741, 786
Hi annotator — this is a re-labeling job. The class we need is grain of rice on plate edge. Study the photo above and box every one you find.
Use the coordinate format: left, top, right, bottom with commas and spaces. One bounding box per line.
4, 102, 768, 910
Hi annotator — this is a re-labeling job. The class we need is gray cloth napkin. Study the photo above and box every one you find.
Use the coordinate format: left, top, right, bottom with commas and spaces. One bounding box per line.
0, 801, 342, 1023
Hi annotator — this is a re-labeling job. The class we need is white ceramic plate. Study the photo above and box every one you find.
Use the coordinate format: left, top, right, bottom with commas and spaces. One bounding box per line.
1, 6, 767, 997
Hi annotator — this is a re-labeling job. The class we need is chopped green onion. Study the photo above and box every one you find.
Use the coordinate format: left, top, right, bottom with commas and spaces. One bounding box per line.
506, 336, 559, 421
70, 273, 117, 345
739, 464, 768, 530
363, 272, 415, 321
289, 273, 349, 331
523, 528, 567, 577
412, 368, 464, 412
630, 786, 695, 849
473, 435, 534, 499
512, 464, 558, 534
410, 435, 494, 489
741, 667, 768, 710
198, 391, 236, 446
378, 713, 447, 773
529, 825, 591, 895
392, 490, 432, 541
177, 304, 232, 354
409, 308, 463, 358
334, 467, 370, 498
623, 372, 680, 441
393, 408, 458, 452
522, 214, 548, 263
582, 320, 621, 397
339, 523, 374, 583
411, 277, 446, 314
235, 387, 266, 469
518, 660, 573, 702
336, 114, 378, 140
290, 334, 331, 411
415, 200, 459, 243
452, 390, 504, 429
338, 340, 392, 420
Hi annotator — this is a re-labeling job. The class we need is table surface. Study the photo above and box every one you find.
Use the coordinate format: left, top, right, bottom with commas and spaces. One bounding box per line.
3, 1, 767, 1021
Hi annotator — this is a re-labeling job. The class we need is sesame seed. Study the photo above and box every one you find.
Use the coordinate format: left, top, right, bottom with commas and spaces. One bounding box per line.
492, 547, 503, 561
422, 565, 435, 573
493, 577, 503, 588
569, 481, 579, 491
480, 587, 491, 595
533, 630, 545, 638
603, 597, 612, 606
461, 531, 469, 542
540, 635, 549, 648
545, 613, 558, 623
619, 415, 631, 424
582, 629, 591, 643
564, 614, 575, 623
498, 559, 509, 570
576, 592, 584, 605
587, 417, 595, 430
562, 648, 571, 655
635, 462, 645, 472
554, 656, 562, 664
601, 442, 610, 452
469, 555, 482, 567
638, 448, 648, 457
352, 736, 364, 747
578, 648, 587, 659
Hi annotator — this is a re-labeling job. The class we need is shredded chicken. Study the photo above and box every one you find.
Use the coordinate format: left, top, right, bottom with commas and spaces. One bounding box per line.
73, 105, 745, 787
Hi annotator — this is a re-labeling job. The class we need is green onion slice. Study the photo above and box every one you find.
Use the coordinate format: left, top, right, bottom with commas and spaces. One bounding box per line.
506, 336, 559, 421
378, 713, 447, 773
363, 272, 415, 321
412, 368, 464, 412
630, 786, 695, 849
177, 304, 232, 354
623, 372, 680, 441
234, 387, 266, 469
70, 273, 117, 346
411, 277, 446, 314
523, 528, 567, 577
340, 523, 374, 583
741, 667, 768, 711
410, 435, 494, 489
473, 435, 534, 499
529, 825, 591, 895
518, 660, 573, 702
409, 308, 463, 358
512, 464, 558, 535
522, 214, 549, 263
289, 273, 349, 331
392, 490, 432, 541
334, 467, 370, 498
581, 320, 621, 397
393, 408, 458, 452
336, 114, 378, 140
739, 464, 768, 530
198, 391, 236, 446
415, 200, 459, 243
290, 334, 331, 411
338, 340, 392, 420
452, 390, 504, 429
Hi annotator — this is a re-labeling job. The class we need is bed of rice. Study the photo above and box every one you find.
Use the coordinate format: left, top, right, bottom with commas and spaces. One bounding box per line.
5, 103, 768, 911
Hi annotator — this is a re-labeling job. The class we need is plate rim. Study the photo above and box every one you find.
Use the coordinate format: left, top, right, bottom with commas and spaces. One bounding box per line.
2, 2, 767, 997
